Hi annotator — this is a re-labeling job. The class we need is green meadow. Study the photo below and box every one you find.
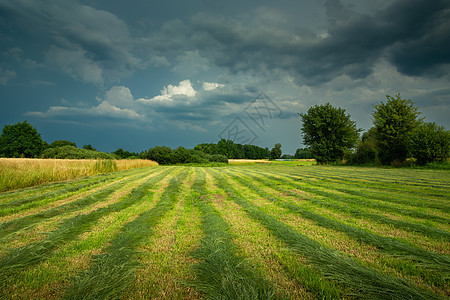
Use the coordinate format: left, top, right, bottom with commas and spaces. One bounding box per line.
0, 164, 449, 299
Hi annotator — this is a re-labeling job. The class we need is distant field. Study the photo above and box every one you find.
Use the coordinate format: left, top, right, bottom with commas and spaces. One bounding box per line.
0, 164, 449, 299
0, 158, 158, 192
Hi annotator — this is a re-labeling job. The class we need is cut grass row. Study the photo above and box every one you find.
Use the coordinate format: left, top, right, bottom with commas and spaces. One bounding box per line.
210, 168, 438, 299
243, 167, 450, 240
0, 164, 448, 299
220, 168, 448, 294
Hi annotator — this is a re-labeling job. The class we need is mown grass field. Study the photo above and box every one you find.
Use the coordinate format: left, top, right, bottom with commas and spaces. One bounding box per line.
0, 164, 449, 299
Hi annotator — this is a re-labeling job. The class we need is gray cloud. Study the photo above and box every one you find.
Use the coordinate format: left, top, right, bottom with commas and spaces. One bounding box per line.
0, 0, 140, 85
146, 0, 450, 86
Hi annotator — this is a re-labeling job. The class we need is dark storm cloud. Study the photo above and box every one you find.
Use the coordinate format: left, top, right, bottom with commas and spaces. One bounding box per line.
152, 0, 450, 85
0, 0, 140, 84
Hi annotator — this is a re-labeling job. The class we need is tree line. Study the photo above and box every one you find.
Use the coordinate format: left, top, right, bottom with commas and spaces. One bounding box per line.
0, 124, 139, 160
299, 94, 449, 166
1, 93, 447, 166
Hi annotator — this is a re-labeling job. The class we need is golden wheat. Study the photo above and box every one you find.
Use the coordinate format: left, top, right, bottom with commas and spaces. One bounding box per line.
0, 158, 158, 192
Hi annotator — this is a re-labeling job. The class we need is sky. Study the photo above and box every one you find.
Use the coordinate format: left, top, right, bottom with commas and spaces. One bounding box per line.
1, 0, 449, 155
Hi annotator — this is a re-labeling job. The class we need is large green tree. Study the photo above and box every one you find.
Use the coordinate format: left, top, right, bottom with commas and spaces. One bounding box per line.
372, 94, 422, 165
270, 143, 282, 160
300, 103, 360, 163
0, 121, 45, 158
410, 122, 449, 165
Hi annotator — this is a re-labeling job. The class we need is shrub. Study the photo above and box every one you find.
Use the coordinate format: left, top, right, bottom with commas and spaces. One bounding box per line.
41, 146, 116, 159
410, 122, 449, 166
48, 140, 77, 148
142, 146, 228, 165
209, 154, 228, 163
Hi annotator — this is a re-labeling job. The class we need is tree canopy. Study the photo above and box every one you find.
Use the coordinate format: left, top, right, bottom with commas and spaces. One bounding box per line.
194, 139, 270, 159
0, 121, 45, 158
300, 103, 360, 163
410, 122, 449, 166
270, 143, 282, 160
372, 94, 422, 165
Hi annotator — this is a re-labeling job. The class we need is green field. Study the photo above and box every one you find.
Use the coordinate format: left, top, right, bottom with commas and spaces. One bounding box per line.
0, 164, 449, 299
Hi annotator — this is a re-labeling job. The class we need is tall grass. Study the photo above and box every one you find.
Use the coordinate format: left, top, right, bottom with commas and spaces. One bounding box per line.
0, 158, 158, 192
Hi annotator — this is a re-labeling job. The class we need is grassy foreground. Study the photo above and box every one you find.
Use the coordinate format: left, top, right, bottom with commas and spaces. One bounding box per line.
0, 164, 448, 299
0, 158, 158, 192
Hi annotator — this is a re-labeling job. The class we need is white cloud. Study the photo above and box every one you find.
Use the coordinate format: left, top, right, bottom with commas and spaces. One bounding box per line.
104, 86, 134, 108
25, 85, 142, 120
139, 79, 197, 104
25, 103, 141, 120
203, 81, 225, 91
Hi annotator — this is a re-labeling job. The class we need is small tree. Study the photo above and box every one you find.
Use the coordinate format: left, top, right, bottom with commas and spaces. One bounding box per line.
270, 143, 282, 160
0, 121, 45, 158
372, 94, 422, 165
48, 140, 77, 148
294, 148, 314, 159
410, 122, 449, 165
82, 144, 97, 151
299, 103, 360, 163
349, 128, 379, 165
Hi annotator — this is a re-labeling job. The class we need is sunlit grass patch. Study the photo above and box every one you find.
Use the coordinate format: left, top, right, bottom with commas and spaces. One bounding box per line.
213, 169, 438, 299
0, 158, 158, 192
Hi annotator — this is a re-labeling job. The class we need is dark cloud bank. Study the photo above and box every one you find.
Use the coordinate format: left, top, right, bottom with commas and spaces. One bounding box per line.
0, 0, 449, 154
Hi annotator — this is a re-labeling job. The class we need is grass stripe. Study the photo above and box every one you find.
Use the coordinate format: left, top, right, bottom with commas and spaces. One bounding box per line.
2, 169, 172, 299
246, 169, 450, 241
0, 168, 173, 287
188, 168, 279, 299
0, 174, 117, 215
204, 169, 329, 299
211, 169, 437, 300
0, 173, 120, 203
63, 168, 188, 300
127, 168, 202, 299
224, 168, 449, 291
268, 171, 450, 221
273, 169, 450, 213
0, 169, 156, 238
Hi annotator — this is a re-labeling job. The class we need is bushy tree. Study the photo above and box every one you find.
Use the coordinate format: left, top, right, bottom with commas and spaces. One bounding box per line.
82, 144, 97, 151
0, 121, 45, 158
294, 148, 314, 159
372, 94, 422, 165
348, 128, 379, 165
141, 145, 227, 165
195, 141, 270, 159
42, 146, 115, 159
144, 146, 174, 165
300, 103, 360, 163
270, 143, 282, 160
410, 122, 449, 165
48, 140, 77, 148
113, 148, 138, 159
